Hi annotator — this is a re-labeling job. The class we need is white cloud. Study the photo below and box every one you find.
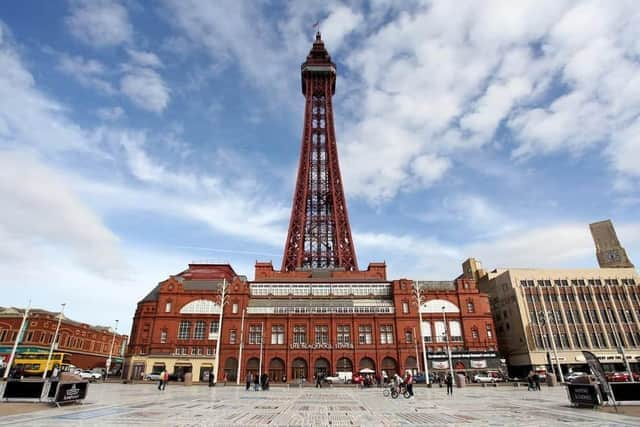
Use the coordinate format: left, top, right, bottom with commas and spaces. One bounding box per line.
66, 0, 132, 48
57, 54, 115, 95
319, 6, 363, 53
127, 49, 163, 68
0, 27, 93, 153
97, 106, 125, 121
0, 150, 125, 276
120, 67, 170, 112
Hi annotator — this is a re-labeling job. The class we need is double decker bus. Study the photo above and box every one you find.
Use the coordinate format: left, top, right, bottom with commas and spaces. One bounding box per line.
13, 352, 72, 377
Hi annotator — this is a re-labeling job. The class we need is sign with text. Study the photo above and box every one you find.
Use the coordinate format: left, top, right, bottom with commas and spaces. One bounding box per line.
289, 342, 354, 350
566, 384, 601, 407
55, 382, 88, 404
470, 360, 487, 368
432, 361, 449, 369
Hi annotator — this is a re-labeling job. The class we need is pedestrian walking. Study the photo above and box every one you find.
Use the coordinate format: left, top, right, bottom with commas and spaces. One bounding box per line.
246, 372, 252, 391
527, 371, 534, 391
405, 372, 414, 398
208, 370, 214, 387
158, 369, 166, 390
162, 370, 168, 390
533, 373, 541, 391
253, 372, 260, 391
445, 373, 453, 395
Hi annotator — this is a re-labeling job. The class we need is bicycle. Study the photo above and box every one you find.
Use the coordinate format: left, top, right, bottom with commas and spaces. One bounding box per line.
383, 383, 411, 399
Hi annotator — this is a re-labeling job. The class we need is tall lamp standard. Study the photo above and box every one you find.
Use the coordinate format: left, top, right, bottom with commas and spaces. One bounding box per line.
442, 306, 455, 381
106, 319, 119, 381
42, 303, 66, 379
605, 307, 634, 383
236, 308, 245, 385
412, 282, 430, 384
4, 301, 31, 380
212, 278, 229, 385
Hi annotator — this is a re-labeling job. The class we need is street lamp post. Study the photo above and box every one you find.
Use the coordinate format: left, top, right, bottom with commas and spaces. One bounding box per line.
605, 307, 634, 383
212, 278, 228, 385
236, 308, 245, 385
258, 321, 264, 383
4, 301, 31, 380
442, 306, 455, 381
106, 319, 119, 381
413, 282, 430, 384
42, 303, 66, 379
540, 308, 564, 383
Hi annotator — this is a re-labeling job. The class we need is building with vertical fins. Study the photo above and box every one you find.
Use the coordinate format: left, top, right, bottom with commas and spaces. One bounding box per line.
125, 33, 499, 384
472, 220, 640, 378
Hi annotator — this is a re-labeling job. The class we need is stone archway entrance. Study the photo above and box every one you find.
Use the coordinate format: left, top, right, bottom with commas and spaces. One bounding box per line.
314, 358, 330, 377
359, 357, 376, 372
336, 357, 353, 373
246, 357, 260, 376
381, 357, 397, 375
269, 358, 285, 382
292, 358, 307, 380
224, 357, 238, 382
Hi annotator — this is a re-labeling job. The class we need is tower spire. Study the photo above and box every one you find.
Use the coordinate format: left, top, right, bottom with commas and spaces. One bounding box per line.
281, 35, 358, 272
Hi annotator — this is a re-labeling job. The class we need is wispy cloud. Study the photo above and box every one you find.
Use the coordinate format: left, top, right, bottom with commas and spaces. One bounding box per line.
66, 0, 132, 48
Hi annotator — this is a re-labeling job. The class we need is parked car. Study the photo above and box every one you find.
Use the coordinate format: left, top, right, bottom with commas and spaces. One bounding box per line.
413, 373, 426, 384
565, 372, 589, 383
473, 373, 504, 383
323, 374, 342, 384
78, 370, 101, 382
144, 372, 163, 381
606, 371, 640, 382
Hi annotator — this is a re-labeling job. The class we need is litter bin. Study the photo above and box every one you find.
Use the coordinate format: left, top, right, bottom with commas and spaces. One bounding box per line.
456, 374, 466, 388
183, 372, 192, 386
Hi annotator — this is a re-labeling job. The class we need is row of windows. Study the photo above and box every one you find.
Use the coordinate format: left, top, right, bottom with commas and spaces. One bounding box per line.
250, 283, 391, 297
533, 330, 640, 350
174, 347, 215, 356
223, 324, 400, 346
176, 320, 219, 341
526, 291, 636, 303
529, 309, 637, 325
521, 278, 637, 288
266, 306, 393, 314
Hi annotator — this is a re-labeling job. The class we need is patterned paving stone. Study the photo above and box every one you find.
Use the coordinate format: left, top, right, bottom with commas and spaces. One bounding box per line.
0, 384, 639, 426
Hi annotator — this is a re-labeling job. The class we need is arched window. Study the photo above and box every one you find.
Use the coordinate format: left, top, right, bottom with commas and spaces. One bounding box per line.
179, 300, 221, 314
421, 299, 459, 314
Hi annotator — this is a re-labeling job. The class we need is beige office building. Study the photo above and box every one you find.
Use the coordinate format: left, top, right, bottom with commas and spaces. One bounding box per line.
466, 259, 640, 377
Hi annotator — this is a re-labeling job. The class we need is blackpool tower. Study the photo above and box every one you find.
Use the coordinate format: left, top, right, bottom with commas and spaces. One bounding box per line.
281, 33, 358, 272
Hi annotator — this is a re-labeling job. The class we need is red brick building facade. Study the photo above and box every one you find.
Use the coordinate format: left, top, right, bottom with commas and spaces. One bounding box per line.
126, 262, 499, 383
0, 307, 128, 372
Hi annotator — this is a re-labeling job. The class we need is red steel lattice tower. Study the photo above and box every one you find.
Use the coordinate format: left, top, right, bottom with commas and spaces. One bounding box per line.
281, 32, 358, 272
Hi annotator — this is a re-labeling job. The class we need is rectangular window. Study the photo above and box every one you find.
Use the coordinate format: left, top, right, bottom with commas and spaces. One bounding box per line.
271, 325, 284, 345
207, 347, 214, 356
471, 329, 479, 339
358, 325, 373, 345
380, 325, 393, 344
402, 302, 409, 314
0, 330, 6, 342
194, 320, 206, 340
294, 326, 306, 344
467, 302, 475, 312
249, 325, 263, 344
486, 325, 493, 339
178, 321, 191, 340
160, 330, 167, 344
230, 330, 237, 344
165, 302, 172, 313
209, 321, 219, 339
337, 326, 350, 344
405, 330, 413, 343
232, 303, 239, 314
315, 325, 329, 344
26, 331, 33, 342
421, 321, 432, 342
435, 321, 446, 342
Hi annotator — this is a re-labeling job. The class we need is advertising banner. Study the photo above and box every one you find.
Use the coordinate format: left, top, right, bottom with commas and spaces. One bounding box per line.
432, 361, 449, 369
55, 382, 88, 404
566, 384, 601, 407
582, 350, 612, 401
470, 360, 487, 368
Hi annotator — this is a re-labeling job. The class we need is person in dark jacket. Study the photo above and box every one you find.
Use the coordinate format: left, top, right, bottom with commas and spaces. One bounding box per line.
445, 373, 453, 395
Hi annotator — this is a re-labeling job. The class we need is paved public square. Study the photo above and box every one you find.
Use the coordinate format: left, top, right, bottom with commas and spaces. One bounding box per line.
0, 383, 639, 426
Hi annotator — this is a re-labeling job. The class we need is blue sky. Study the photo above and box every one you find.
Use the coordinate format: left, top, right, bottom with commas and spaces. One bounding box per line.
1, 0, 639, 334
